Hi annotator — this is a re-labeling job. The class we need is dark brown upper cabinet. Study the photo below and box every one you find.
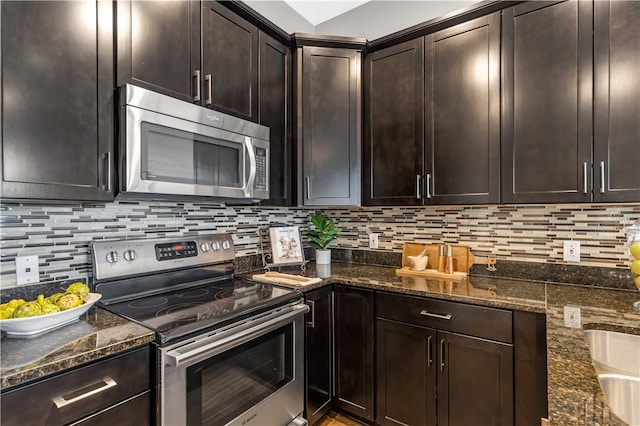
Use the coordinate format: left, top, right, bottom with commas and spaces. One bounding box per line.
116, 0, 200, 103
294, 38, 363, 206
502, 0, 593, 203
364, 13, 500, 206
1, 0, 114, 202
259, 31, 292, 206
593, 0, 640, 202
202, 1, 258, 122
117, 1, 259, 123
364, 38, 425, 206
424, 13, 501, 205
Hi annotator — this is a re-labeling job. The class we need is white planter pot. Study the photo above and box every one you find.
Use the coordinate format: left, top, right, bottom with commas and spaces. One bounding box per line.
315, 249, 331, 265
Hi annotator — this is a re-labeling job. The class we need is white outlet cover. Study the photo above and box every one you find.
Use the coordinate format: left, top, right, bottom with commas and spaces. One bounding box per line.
563, 306, 581, 328
369, 233, 379, 249
563, 240, 581, 262
16, 255, 40, 285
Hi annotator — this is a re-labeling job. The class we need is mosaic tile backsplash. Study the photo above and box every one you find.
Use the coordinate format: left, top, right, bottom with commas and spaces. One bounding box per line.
1, 201, 639, 289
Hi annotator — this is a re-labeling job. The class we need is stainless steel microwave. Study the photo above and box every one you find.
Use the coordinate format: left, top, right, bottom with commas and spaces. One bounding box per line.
117, 84, 269, 202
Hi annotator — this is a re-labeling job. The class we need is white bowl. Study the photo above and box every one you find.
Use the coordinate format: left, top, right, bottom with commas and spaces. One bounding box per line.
0, 293, 102, 336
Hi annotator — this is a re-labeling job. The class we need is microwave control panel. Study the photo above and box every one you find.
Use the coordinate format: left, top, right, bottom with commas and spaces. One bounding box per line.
255, 147, 267, 191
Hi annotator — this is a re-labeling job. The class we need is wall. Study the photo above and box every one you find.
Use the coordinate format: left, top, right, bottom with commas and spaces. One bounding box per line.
1, 201, 638, 289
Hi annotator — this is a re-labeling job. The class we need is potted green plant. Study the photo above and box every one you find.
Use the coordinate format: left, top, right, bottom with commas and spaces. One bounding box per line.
304, 214, 341, 265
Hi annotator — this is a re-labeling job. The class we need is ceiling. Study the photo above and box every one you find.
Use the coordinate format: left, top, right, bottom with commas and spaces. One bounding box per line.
283, 0, 371, 25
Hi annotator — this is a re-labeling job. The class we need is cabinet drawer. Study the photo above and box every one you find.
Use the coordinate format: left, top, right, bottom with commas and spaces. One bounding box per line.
376, 292, 512, 343
72, 391, 151, 426
1, 346, 150, 426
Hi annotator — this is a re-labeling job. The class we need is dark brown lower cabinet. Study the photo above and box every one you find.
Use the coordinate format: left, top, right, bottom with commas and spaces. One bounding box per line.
0, 346, 151, 426
376, 319, 437, 426
376, 319, 513, 426
333, 285, 375, 422
306, 286, 334, 426
437, 331, 513, 426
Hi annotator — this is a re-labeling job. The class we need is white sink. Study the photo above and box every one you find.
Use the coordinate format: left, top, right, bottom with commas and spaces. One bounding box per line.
598, 374, 640, 426
584, 329, 640, 425
584, 329, 640, 376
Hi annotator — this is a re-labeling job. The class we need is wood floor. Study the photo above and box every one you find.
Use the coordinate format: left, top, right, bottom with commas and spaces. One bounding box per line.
316, 411, 366, 426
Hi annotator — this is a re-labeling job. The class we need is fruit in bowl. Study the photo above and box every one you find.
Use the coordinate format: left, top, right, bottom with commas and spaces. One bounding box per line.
623, 222, 640, 310
0, 282, 90, 319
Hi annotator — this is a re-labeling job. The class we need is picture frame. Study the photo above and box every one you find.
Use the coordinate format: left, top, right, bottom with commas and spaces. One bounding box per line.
269, 226, 304, 265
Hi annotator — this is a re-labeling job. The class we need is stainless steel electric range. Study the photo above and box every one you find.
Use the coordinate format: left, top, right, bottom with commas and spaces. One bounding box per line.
91, 233, 308, 426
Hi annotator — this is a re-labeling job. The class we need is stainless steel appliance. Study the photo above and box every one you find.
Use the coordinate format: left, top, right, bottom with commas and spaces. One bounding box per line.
91, 234, 307, 426
117, 84, 270, 202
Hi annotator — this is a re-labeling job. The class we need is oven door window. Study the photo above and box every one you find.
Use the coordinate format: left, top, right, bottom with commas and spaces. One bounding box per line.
141, 122, 243, 188
185, 323, 294, 426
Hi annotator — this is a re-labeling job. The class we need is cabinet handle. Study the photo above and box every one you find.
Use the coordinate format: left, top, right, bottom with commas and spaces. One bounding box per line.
440, 339, 446, 371
193, 70, 201, 102
416, 175, 422, 199
306, 177, 311, 200
600, 161, 605, 194
427, 335, 433, 367
102, 152, 111, 192
306, 300, 315, 328
205, 73, 212, 106
420, 310, 452, 320
52, 377, 117, 409
583, 162, 588, 194
426, 174, 432, 199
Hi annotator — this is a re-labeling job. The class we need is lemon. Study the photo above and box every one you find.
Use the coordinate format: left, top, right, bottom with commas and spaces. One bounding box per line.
631, 259, 640, 275
630, 241, 640, 260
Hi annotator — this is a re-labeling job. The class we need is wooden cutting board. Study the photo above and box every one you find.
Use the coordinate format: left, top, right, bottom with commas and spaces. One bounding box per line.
399, 242, 496, 274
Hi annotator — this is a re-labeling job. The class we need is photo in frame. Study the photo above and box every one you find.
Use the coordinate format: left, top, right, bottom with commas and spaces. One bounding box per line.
269, 226, 304, 264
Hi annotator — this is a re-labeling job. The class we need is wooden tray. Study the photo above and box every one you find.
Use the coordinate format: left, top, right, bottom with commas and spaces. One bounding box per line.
399, 242, 496, 274
395, 267, 468, 281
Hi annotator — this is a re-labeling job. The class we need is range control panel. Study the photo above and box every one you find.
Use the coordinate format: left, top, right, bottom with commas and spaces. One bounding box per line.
92, 233, 235, 281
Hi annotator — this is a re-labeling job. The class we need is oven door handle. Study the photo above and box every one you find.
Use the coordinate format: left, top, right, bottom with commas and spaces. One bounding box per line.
166, 303, 309, 367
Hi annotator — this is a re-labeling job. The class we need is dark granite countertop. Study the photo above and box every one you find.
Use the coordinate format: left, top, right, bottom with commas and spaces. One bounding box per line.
0, 307, 155, 390
252, 262, 640, 426
2, 262, 638, 425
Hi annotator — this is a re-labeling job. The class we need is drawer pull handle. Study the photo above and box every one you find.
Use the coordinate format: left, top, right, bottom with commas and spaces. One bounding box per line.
440, 339, 446, 371
307, 299, 315, 328
427, 335, 433, 367
52, 377, 117, 409
420, 310, 452, 320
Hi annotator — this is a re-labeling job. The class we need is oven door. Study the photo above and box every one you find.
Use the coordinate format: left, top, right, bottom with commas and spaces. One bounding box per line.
161, 302, 308, 426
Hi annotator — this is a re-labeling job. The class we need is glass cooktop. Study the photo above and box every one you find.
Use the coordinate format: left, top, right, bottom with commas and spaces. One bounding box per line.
100, 278, 300, 344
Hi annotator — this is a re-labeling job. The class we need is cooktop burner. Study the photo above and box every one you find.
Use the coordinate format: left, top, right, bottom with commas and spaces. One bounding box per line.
100, 277, 299, 344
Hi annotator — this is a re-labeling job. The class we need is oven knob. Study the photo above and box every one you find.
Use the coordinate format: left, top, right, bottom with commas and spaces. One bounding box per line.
211, 242, 221, 251
221, 240, 231, 250
200, 243, 210, 253
123, 249, 136, 262
105, 251, 119, 264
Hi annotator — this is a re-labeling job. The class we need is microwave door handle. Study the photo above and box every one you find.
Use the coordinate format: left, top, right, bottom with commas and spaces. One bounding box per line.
244, 137, 256, 198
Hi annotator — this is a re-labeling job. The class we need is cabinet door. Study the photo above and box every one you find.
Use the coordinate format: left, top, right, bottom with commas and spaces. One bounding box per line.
202, 1, 258, 122
0, 0, 114, 201
116, 0, 200, 103
376, 319, 437, 426
300, 47, 361, 206
437, 331, 514, 426
593, 0, 640, 202
333, 286, 374, 421
502, 1, 593, 203
305, 286, 333, 426
259, 32, 292, 206
425, 13, 500, 204
364, 38, 424, 206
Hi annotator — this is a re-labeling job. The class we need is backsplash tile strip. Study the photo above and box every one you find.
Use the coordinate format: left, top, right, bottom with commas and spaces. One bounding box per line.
0, 202, 638, 290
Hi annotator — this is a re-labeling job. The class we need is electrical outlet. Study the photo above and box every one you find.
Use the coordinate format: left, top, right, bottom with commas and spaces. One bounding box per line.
369, 233, 379, 249
563, 240, 580, 262
16, 255, 40, 285
564, 306, 581, 328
